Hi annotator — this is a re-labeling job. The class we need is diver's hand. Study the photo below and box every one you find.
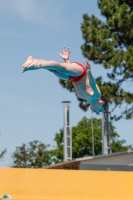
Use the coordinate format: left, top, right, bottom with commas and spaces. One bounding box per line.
59, 46, 71, 63
83, 60, 91, 71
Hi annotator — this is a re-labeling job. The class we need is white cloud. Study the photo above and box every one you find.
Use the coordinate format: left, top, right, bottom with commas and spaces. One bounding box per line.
0, 0, 65, 25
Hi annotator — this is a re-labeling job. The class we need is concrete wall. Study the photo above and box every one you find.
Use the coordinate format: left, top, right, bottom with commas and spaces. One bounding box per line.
81, 153, 133, 165
0, 168, 133, 200
80, 164, 133, 171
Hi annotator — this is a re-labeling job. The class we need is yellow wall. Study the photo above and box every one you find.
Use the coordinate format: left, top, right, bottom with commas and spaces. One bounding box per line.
0, 168, 133, 200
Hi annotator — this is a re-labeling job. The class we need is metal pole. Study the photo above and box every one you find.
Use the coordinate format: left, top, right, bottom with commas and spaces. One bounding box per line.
62, 101, 72, 162
91, 111, 95, 156
102, 104, 111, 155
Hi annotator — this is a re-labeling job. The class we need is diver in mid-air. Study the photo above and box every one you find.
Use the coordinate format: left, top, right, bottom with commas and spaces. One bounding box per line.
22, 47, 107, 113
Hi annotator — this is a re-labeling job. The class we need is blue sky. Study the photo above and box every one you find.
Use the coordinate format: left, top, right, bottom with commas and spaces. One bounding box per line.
0, 0, 132, 167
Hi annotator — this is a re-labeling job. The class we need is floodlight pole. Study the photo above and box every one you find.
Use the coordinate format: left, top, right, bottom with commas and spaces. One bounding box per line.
102, 103, 112, 155
62, 101, 72, 162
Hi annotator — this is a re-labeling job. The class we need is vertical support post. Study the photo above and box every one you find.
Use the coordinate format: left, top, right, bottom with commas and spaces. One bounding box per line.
91, 111, 95, 156
102, 104, 111, 155
62, 101, 72, 162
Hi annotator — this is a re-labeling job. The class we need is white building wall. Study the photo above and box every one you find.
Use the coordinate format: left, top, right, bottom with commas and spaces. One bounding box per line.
81, 153, 133, 165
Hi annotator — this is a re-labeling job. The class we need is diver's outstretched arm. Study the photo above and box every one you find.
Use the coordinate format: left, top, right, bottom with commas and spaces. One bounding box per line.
84, 60, 101, 98
59, 46, 71, 63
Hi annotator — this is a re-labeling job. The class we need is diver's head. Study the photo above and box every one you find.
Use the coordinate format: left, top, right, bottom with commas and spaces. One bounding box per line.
90, 95, 107, 113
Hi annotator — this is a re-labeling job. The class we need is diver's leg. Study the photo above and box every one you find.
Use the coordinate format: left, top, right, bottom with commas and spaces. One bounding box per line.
22, 56, 83, 76
48, 69, 69, 80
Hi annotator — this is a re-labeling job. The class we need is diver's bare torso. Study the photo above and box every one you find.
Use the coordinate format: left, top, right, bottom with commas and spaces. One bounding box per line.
72, 73, 101, 104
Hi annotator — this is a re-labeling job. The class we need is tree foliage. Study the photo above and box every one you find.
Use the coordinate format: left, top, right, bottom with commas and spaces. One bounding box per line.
0, 134, 6, 159
0, 149, 6, 159
81, 0, 133, 120
59, 0, 133, 120
51, 117, 133, 163
12, 140, 51, 168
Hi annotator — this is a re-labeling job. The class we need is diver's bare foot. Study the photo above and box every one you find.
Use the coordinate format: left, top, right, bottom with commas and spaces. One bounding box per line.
22, 56, 36, 73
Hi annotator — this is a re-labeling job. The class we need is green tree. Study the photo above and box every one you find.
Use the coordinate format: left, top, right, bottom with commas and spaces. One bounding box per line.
0, 149, 6, 159
0, 133, 6, 159
51, 117, 133, 163
12, 140, 51, 168
59, 0, 133, 120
